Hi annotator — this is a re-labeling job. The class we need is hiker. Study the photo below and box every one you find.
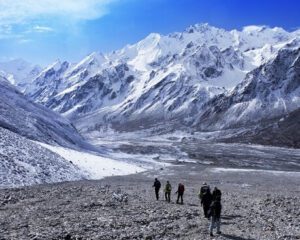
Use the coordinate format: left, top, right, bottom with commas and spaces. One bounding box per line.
175, 183, 185, 204
152, 178, 161, 200
212, 187, 222, 201
208, 196, 222, 237
164, 181, 172, 202
199, 182, 212, 218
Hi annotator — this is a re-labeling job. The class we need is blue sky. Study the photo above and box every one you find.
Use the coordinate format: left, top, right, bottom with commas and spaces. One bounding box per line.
0, 0, 299, 65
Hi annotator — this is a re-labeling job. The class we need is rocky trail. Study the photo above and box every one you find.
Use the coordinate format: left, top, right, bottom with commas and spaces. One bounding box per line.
0, 162, 299, 240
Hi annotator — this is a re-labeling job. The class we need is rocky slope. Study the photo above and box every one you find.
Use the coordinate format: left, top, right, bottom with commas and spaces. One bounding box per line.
0, 76, 92, 149
0, 75, 106, 187
0, 162, 299, 239
0, 127, 85, 188
221, 108, 300, 148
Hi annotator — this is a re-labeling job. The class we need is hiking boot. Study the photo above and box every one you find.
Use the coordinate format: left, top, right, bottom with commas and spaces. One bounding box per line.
210, 232, 214, 237
217, 231, 222, 234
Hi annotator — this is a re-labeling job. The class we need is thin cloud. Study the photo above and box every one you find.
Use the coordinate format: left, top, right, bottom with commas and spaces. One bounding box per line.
0, 0, 116, 25
0, 24, 22, 39
0, 0, 118, 39
32, 26, 54, 33
17, 38, 33, 44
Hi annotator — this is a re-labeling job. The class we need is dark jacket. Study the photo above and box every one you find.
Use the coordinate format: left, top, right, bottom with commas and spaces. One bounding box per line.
209, 200, 222, 218
177, 184, 185, 195
212, 188, 222, 201
153, 180, 161, 189
199, 185, 211, 199
201, 191, 212, 205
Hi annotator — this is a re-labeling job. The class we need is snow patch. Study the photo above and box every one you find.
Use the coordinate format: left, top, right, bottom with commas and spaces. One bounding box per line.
38, 143, 145, 179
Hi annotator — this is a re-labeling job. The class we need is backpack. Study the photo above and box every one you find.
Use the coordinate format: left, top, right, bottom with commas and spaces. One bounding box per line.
165, 183, 171, 192
154, 180, 161, 189
200, 186, 210, 199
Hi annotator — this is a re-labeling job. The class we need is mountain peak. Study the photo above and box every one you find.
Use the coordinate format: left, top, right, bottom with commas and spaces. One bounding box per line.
185, 23, 218, 33
135, 33, 161, 51
0, 58, 41, 86
44, 59, 63, 71
242, 25, 289, 35
141, 33, 161, 45
242, 25, 268, 33
84, 52, 107, 64
145, 32, 161, 40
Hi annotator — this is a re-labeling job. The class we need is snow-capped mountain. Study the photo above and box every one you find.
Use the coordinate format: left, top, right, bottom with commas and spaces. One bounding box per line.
0, 59, 41, 90
195, 44, 300, 130
24, 24, 300, 133
0, 75, 93, 149
1, 23, 300, 188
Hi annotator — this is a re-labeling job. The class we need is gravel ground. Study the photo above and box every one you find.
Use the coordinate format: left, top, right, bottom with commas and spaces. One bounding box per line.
0, 162, 299, 240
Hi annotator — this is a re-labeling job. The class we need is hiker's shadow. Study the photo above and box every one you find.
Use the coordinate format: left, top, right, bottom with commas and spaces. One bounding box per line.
186, 203, 199, 207
222, 214, 242, 220
221, 221, 235, 225
221, 215, 243, 226
221, 233, 255, 240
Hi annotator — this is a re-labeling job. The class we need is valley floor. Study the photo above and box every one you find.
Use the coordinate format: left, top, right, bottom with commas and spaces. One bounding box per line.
0, 162, 299, 240
1, 135, 300, 239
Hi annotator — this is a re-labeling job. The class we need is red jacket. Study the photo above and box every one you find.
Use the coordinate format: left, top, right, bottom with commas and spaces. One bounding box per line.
177, 184, 185, 194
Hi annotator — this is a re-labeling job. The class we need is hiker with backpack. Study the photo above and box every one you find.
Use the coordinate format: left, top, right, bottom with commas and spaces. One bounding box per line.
199, 182, 213, 218
212, 187, 222, 201
175, 183, 185, 204
153, 178, 161, 200
208, 196, 222, 237
164, 181, 172, 202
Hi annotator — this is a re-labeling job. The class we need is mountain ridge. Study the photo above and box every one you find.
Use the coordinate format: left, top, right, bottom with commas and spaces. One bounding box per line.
0, 75, 94, 150
2, 24, 300, 142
